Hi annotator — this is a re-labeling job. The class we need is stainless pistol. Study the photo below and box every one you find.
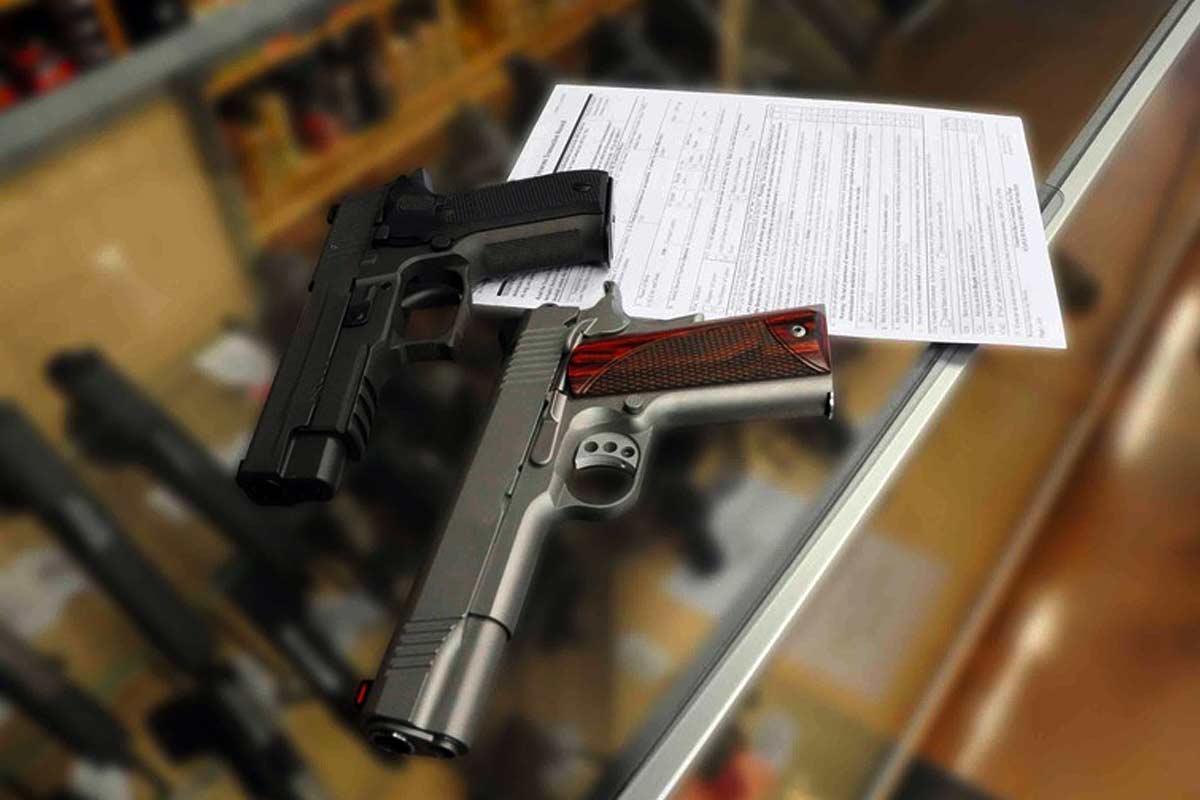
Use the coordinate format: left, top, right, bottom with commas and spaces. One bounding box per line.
360, 282, 833, 757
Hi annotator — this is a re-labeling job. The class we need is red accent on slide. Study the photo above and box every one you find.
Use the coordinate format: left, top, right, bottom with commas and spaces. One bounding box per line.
567, 306, 830, 397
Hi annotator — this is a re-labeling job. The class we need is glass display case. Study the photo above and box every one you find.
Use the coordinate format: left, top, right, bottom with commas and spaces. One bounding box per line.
2, 1, 1198, 798
601, 3, 1200, 798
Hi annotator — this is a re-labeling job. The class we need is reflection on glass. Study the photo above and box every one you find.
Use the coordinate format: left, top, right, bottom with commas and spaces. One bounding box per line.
0, 0, 1187, 798
670, 9, 1199, 800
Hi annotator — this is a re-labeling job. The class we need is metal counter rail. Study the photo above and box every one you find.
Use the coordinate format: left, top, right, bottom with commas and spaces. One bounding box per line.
608, 1, 1200, 796
0, 0, 338, 178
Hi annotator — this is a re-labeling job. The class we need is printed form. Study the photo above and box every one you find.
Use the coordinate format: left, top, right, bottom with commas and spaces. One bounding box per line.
476, 85, 1066, 348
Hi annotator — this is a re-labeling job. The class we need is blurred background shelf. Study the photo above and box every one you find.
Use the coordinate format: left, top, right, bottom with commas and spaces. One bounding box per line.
0, 0, 334, 174
205, 0, 394, 99
248, 0, 637, 243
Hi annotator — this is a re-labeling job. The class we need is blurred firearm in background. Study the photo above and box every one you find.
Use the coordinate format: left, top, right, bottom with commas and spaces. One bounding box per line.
0, 621, 168, 798
48, 348, 395, 599
46, 349, 378, 735
0, 402, 328, 800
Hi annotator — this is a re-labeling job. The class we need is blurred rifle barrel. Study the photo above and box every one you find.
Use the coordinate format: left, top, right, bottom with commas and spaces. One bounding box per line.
46, 350, 366, 729
0, 402, 327, 800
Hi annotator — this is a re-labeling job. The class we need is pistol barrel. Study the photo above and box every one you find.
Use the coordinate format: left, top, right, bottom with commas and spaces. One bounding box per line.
361, 304, 577, 756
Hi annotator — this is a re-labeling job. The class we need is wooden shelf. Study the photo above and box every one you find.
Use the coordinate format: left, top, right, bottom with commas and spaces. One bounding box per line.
249, 0, 634, 243
205, 0, 394, 99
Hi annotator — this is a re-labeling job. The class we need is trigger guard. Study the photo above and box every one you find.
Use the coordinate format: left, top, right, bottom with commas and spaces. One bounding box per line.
397, 258, 472, 362
556, 481, 640, 519
398, 300, 469, 362
558, 431, 647, 518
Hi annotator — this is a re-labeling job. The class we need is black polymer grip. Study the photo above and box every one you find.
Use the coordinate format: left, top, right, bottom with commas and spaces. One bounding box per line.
0, 404, 215, 676
441, 171, 610, 235
0, 624, 131, 766
379, 170, 612, 280
441, 171, 612, 279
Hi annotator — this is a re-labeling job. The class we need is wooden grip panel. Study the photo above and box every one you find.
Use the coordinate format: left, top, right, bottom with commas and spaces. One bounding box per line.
566, 307, 830, 398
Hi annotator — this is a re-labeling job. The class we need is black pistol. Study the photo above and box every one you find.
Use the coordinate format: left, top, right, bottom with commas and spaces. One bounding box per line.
236, 169, 611, 504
